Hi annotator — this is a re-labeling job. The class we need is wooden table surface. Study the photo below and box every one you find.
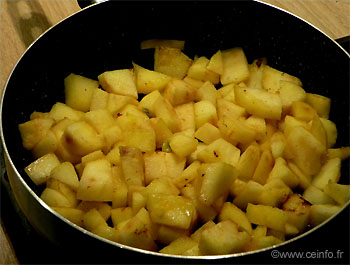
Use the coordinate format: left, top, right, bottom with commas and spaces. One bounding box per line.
0, 0, 349, 264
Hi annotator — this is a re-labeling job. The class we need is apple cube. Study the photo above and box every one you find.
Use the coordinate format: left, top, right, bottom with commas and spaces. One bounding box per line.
25, 153, 61, 185
199, 162, 238, 206
64, 73, 98, 112
221, 47, 249, 85
98, 69, 138, 99
154, 46, 192, 79
76, 158, 114, 202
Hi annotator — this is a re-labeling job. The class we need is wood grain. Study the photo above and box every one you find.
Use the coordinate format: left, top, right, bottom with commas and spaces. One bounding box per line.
0, 0, 80, 90
261, 0, 350, 40
0, 224, 19, 265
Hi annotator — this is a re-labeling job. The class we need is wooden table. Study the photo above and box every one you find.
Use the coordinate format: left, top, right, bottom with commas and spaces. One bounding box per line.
0, 1, 349, 264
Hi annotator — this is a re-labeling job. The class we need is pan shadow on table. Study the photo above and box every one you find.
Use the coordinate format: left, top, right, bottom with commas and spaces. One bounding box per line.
6, 0, 52, 49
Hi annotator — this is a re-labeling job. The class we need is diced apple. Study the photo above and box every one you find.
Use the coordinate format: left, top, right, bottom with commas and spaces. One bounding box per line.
302, 185, 336, 205
98, 69, 138, 99
262, 65, 302, 93
194, 100, 218, 129
174, 102, 196, 131
25, 153, 61, 185
198, 220, 250, 255
64, 73, 98, 112
234, 86, 282, 120
286, 126, 326, 176
197, 138, 241, 167
49, 102, 84, 122
207, 50, 223, 75
19, 118, 55, 150
119, 146, 145, 187
246, 203, 288, 232
219, 202, 252, 234
311, 158, 341, 190
31, 130, 58, 158
154, 46, 192, 79
133, 63, 171, 94
323, 181, 350, 205
199, 162, 238, 206
90, 88, 109, 111
309, 204, 341, 227
40, 188, 72, 207
163, 78, 198, 106
221, 47, 249, 85
76, 158, 114, 201
306, 93, 331, 119
52, 207, 84, 226
50, 161, 79, 191
147, 194, 196, 229
61, 120, 105, 157
169, 133, 198, 158
290, 101, 317, 122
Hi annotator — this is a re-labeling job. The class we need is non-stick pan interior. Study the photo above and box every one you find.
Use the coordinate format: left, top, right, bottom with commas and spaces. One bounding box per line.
1, 0, 349, 262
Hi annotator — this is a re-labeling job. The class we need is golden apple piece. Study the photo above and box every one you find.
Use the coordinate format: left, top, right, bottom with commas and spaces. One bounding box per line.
290, 101, 317, 122
98, 69, 138, 99
262, 65, 302, 93
50, 161, 79, 191
219, 202, 253, 234
306, 93, 331, 119
90, 88, 109, 111
173, 160, 201, 189
49, 102, 84, 122
154, 46, 192, 79
302, 185, 336, 205
221, 47, 249, 85
234, 86, 282, 120
309, 204, 342, 227
169, 133, 198, 158
311, 157, 341, 190
197, 138, 241, 167
61, 120, 105, 157
320, 118, 337, 148
64, 73, 98, 112
246, 203, 288, 232
323, 181, 350, 205
119, 146, 145, 187
197, 81, 218, 106
282, 194, 311, 233
163, 78, 198, 106
25, 153, 61, 185
31, 129, 58, 159
279, 80, 306, 113
133, 63, 171, 94
40, 188, 72, 208
194, 122, 221, 145
199, 162, 238, 206
198, 220, 250, 255
207, 50, 223, 75
52, 207, 84, 226
147, 194, 196, 229
19, 118, 55, 150
174, 102, 196, 131
76, 158, 114, 202
327, 147, 350, 161
117, 208, 158, 251
194, 100, 218, 129
286, 126, 326, 176
160, 236, 199, 255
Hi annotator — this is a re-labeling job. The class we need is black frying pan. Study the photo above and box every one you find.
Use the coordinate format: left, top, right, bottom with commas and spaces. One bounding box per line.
1, 1, 349, 264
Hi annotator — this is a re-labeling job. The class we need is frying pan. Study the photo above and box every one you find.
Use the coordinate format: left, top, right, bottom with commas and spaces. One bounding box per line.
1, 0, 349, 263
